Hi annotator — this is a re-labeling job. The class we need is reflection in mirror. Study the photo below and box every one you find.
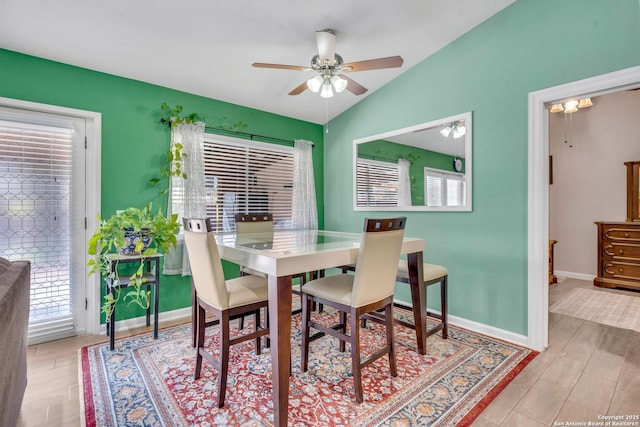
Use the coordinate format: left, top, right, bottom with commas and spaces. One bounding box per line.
353, 112, 472, 211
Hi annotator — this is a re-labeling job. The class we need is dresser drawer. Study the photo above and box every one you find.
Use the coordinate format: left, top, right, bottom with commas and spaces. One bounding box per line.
602, 260, 640, 281
602, 242, 640, 261
601, 225, 640, 242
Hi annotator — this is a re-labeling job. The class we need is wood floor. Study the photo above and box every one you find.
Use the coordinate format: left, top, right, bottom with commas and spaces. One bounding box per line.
16, 279, 640, 426
471, 278, 640, 427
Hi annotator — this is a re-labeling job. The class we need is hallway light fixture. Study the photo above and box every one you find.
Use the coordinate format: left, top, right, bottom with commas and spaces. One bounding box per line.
548, 97, 594, 114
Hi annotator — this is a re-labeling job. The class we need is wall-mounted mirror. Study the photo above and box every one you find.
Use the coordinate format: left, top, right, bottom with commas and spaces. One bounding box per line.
353, 112, 472, 211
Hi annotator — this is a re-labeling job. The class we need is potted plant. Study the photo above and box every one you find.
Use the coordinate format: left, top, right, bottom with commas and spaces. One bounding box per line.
87, 203, 180, 320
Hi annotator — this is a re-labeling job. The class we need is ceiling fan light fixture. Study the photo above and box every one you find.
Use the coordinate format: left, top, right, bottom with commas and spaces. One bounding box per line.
452, 124, 466, 139
320, 82, 334, 98
307, 75, 323, 93
331, 75, 347, 93
440, 121, 466, 138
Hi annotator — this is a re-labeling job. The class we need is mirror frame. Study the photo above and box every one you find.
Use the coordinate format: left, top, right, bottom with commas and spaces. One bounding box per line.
353, 111, 472, 212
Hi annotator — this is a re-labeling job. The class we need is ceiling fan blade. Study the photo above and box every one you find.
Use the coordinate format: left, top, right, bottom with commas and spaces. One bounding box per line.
252, 63, 309, 71
342, 55, 404, 72
338, 74, 368, 95
288, 81, 309, 96
316, 29, 336, 64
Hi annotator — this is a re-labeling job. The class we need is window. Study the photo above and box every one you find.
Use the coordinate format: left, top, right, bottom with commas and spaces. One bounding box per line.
356, 159, 399, 207
425, 168, 465, 207
200, 135, 295, 231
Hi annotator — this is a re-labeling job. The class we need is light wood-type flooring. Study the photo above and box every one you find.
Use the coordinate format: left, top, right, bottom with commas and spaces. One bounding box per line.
16, 279, 640, 426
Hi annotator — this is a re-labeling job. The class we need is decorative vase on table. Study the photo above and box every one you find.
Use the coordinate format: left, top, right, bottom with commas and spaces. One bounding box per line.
120, 228, 152, 255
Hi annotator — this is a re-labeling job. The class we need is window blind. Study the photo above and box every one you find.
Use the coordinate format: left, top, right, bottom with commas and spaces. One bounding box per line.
356, 159, 399, 207
425, 168, 465, 207
202, 136, 295, 231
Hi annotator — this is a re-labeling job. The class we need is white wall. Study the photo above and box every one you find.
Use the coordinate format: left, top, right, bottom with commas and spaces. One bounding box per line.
549, 90, 640, 277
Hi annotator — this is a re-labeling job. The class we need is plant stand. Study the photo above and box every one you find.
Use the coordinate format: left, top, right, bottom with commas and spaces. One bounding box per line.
105, 253, 162, 350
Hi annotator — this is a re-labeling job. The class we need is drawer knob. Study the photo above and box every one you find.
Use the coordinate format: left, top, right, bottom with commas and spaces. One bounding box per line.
624, 233, 629, 238
619, 268, 624, 273
619, 249, 624, 255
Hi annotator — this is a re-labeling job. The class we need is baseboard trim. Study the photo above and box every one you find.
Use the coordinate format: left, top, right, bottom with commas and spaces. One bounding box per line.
100, 307, 192, 335
555, 271, 595, 282
393, 298, 530, 348
446, 314, 529, 347
103, 304, 530, 349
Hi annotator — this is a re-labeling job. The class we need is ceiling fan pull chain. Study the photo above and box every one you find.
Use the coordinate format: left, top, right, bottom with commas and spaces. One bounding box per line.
325, 99, 329, 134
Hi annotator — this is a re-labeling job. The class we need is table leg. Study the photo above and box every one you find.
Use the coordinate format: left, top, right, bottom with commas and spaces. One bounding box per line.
407, 252, 426, 354
268, 274, 292, 427
146, 283, 151, 327
153, 258, 159, 340
192, 281, 197, 347
145, 260, 151, 327
109, 283, 116, 351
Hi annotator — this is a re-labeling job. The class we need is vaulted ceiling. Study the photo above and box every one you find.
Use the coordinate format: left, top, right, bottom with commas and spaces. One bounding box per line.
0, 0, 514, 124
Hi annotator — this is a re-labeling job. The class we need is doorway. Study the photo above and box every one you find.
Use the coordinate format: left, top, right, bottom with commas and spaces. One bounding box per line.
527, 65, 640, 351
0, 97, 101, 343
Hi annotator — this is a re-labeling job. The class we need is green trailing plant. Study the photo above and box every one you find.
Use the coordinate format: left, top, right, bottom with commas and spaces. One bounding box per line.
87, 203, 180, 321
149, 103, 247, 194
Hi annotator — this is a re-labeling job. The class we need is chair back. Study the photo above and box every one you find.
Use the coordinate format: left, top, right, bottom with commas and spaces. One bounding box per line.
183, 218, 230, 309
351, 217, 406, 307
235, 213, 274, 234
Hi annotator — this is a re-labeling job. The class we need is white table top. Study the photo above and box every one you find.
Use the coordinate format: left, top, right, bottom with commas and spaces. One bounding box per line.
215, 229, 424, 277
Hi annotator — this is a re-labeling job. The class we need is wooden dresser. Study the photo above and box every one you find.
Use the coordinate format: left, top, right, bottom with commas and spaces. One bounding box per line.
594, 221, 640, 291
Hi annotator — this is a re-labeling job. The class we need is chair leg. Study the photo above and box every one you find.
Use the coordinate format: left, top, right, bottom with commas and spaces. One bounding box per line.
254, 309, 262, 355
217, 311, 230, 408
339, 311, 347, 353
239, 315, 245, 330
441, 276, 448, 339
350, 309, 363, 403
385, 303, 397, 377
300, 294, 311, 373
194, 304, 206, 380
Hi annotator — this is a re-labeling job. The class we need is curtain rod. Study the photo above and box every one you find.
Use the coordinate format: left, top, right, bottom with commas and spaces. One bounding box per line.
204, 125, 314, 147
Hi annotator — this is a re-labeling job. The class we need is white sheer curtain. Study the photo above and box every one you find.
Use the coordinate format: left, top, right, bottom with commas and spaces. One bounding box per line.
398, 159, 412, 207
292, 139, 318, 230
163, 121, 206, 275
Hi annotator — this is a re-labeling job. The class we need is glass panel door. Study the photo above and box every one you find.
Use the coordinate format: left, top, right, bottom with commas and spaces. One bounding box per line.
0, 107, 86, 343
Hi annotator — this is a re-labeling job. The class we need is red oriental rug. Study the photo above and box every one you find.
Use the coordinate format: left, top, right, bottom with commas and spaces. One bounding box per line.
80, 308, 536, 426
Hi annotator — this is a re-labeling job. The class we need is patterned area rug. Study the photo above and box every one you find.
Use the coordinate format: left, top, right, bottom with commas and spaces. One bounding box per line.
81, 308, 536, 426
550, 287, 640, 332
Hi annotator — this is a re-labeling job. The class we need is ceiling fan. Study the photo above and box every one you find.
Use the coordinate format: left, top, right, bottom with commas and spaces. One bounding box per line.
252, 29, 404, 98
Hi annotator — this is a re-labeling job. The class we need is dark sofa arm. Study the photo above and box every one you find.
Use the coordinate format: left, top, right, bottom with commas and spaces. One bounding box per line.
0, 259, 31, 427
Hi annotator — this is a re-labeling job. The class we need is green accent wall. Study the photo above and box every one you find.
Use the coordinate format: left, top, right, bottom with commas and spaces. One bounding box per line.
358, 139, 463, 205
0, 48, 324, 323
324, 0, 640, 336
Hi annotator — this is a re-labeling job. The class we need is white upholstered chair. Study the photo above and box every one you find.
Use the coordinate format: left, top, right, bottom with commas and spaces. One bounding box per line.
300, 217, 406, 403
235, 213, 314, 328
343, 260, 449, 341
394, 260, 448, 339
183, 218, 270, 408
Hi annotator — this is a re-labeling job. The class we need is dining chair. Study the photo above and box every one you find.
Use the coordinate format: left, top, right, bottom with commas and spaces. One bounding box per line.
300, 217, 406, 403
234, 213, 313, 329
341, 259, 449, 341
183, 218, 270, 408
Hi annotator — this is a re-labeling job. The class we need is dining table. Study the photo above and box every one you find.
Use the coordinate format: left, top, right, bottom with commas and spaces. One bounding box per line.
213, 229, 425, 427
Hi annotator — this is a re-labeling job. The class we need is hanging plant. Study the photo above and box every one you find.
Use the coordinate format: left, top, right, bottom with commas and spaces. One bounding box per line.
149, 103, 247, 194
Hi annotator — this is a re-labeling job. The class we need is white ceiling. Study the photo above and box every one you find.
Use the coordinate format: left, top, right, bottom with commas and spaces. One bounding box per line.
0, 0, 514, 124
